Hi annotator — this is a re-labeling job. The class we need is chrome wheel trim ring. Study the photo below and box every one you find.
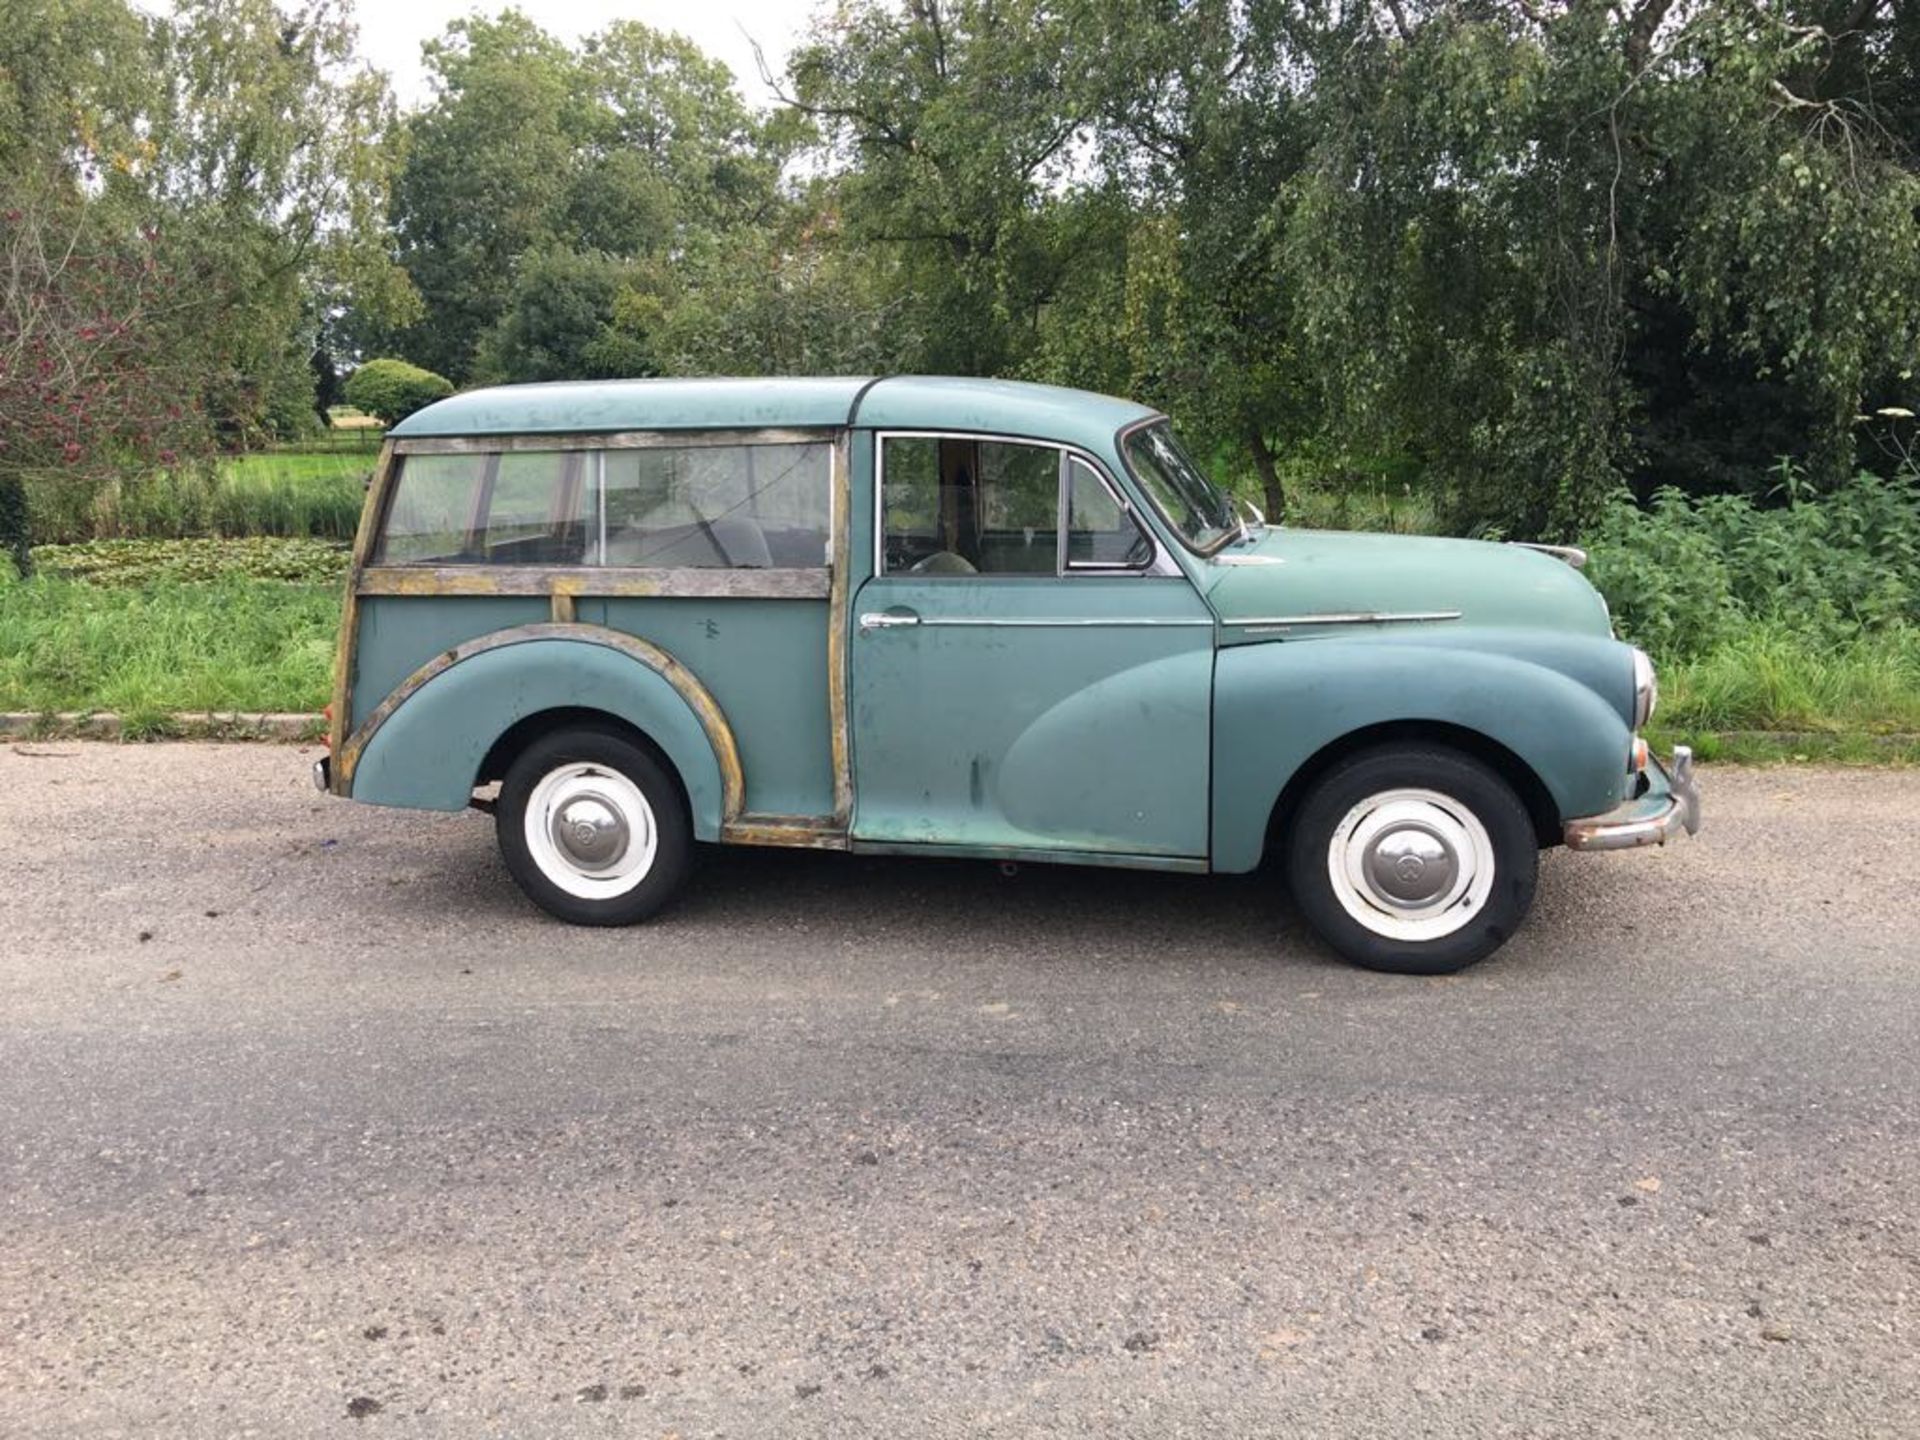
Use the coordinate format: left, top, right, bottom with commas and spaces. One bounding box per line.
523, 762, 657, 900
1327, 787, 1495, 942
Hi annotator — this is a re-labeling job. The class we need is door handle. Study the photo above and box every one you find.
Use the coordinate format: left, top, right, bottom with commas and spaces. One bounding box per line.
859, 610, 921, 631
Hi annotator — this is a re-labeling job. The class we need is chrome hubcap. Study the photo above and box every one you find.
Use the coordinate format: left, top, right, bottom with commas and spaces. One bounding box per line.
1364, 824, 1459, 908
523, 762, 657, 900
551, 794, 628, 871
1328, 788, 1495, 942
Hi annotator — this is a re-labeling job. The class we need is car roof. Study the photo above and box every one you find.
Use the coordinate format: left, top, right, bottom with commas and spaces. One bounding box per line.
386, 375, 1161, 451
853, 377, 1158, 453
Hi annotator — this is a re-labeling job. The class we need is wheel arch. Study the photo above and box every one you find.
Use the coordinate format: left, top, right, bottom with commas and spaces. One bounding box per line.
341, 626, 740, 841
1263, 720, 1562, 865
479, 707, 692, 818
1210, 639, 1632, 873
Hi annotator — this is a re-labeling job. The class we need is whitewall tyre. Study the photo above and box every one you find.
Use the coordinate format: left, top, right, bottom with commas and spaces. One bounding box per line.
497, 727, 691, 926
1286, 745, 1538, 974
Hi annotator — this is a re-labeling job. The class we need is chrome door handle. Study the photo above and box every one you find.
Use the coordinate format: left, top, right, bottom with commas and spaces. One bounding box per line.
859, 611, 921, 631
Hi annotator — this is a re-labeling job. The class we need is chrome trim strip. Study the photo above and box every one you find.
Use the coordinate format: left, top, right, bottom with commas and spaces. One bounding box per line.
858, 612, 1210, 631
1233, 610, 1463, 634
906, 617, 1213, 629
1510, 541, 1589, 570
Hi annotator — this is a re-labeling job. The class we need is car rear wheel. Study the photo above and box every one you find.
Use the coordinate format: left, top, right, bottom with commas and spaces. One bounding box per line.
497, 727, 691, 926
1285, 745, 1538, 974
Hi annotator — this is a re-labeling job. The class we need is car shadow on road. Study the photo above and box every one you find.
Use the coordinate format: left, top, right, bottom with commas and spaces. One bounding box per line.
409, 814, 1360, 977
355, 810, 1574, 981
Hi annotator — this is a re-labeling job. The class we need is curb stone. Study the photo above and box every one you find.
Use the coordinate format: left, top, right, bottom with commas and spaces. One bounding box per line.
0, 712, 322, 742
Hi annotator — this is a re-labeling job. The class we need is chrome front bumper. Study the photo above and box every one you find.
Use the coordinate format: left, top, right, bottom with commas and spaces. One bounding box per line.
1563, 746, 1701, 852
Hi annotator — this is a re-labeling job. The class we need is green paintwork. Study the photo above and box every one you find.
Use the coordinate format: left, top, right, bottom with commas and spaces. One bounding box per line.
847, 573, 1214, 856
388, 376, 873, 437
387, 374, 1158, 449
852, 376, 1157, 457
351, 638, 727, 837
1202, 527, 1615, 638
1208, 635, 1634, 872
589, 597, 834, 818
350, 596, 548, 731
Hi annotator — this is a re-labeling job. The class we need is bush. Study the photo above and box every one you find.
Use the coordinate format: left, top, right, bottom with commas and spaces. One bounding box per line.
342, 358, 454, 427
1585, 469, 1920, 660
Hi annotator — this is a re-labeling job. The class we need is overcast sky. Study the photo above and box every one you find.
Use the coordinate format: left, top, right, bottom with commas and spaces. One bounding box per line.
352, 0, 812, 108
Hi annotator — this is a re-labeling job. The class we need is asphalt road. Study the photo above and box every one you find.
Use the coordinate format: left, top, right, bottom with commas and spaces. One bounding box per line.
2, 744, 1917, 1438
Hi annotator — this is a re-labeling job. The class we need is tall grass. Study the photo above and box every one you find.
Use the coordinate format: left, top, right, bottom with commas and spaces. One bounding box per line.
0, 570, 337, 717
26, 445, 374, 545
1658, 624, 1920, 734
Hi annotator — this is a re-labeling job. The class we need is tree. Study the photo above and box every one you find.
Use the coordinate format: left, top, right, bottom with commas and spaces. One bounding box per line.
785, 0, 1099, 376
390, 12, 782, 384
477, 246, 646, 384
388, 12, 584, 383
0, 0, 199, 572
614, 200, 919, 378
1282, 0, 1920, 536
342, 358, 452, 426
0, 192, 207, 574
145, 0, 415, 443
1037, 0, 1316, 518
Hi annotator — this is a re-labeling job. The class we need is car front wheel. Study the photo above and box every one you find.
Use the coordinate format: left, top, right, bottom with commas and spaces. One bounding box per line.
1285, 745, 1538, 975
496, 727, 692, 926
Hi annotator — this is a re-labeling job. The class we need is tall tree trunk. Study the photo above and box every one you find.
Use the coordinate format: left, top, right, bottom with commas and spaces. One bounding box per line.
1247, 426, 1285, 521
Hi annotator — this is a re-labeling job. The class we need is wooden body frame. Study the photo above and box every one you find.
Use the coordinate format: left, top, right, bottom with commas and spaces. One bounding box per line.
330, 430, 856, 850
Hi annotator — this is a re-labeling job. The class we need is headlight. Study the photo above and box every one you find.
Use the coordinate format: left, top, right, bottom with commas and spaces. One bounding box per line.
1631, 648, 1658, 728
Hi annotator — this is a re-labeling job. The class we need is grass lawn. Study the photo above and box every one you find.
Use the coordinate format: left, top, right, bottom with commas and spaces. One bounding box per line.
0, 569, 338, 727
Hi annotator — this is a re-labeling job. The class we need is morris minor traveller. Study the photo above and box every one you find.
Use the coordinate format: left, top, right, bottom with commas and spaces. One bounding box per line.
315, 376, 1699, 974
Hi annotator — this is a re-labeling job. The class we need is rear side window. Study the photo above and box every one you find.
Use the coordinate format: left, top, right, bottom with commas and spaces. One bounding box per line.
374, 454, 484, 565
483, 453, 590, 564
374, 441, 830, 568
601, 442, 831, 569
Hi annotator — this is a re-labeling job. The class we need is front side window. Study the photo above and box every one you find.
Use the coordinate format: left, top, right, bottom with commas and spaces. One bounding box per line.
1122, 421, 1238, 553
374, 440, 830, 568
879, 434, 1153, 576
881, 435, 1058, 576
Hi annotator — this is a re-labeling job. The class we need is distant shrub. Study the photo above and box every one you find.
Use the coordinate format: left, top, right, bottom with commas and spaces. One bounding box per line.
342, 358, 453, 427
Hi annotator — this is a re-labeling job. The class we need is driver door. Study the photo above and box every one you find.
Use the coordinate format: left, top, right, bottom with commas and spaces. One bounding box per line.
848, 432, 1215, 861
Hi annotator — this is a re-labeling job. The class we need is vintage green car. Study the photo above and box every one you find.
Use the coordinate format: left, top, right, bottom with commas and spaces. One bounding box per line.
315, 376, 1698, 974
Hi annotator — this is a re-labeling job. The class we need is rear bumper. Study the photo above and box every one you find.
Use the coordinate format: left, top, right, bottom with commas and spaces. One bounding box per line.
1563, 746, 1701, 851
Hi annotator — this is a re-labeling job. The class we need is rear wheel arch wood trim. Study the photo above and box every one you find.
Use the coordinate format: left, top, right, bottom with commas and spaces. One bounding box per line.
337, 622, 746, 824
